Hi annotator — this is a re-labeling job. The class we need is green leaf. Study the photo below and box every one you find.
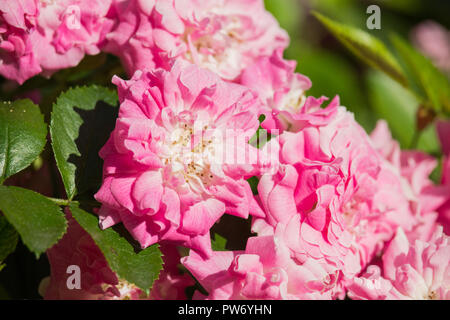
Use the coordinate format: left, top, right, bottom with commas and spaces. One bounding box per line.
69, 203, 163, 292
390, 34, 450, 114
366, 70, 440, 153
50, 86, 119, 200
0, 186, 67, 258
211, 233, 227, 251
0, 215, 18, 266
0, 99, 47, 183
313, 12, 408, 88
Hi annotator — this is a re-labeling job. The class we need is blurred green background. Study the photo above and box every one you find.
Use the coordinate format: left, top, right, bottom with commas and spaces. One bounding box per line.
0, 0, 449, 299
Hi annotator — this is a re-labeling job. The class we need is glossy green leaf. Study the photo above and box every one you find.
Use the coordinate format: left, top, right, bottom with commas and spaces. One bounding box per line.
0, 99, 47, 183
313, 12, 408, 88
70, 203, 163, 292
50, 86, 118, 200
0, 186, 67, 258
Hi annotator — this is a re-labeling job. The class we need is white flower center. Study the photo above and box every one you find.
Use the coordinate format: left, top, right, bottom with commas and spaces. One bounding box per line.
164, 123, 220, 192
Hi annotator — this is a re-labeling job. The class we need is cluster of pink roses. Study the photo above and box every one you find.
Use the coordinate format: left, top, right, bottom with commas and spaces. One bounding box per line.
0, 0, 287, 83
2, 1, 448, 300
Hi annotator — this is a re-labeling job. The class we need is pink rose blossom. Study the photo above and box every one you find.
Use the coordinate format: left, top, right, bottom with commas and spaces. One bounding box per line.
369, 120, 401, 168
398, 151, 448, 240
347, 227, 450, 300
0, 0, 114, 84
102, 0, 156, 76
95, 62, 269, 258
42, 210, 193, 300
252, 108, 416, 287
32, 0, 114, 75
104, 0, 288, 80
0, 0, 40, 83
241, 49, 338, 133
0, 1, 38, 30
182, 235, 340, 300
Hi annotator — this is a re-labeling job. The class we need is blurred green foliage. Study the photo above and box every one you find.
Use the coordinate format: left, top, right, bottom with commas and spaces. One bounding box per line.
266, 0, 449, 148
366, 70, 440, 152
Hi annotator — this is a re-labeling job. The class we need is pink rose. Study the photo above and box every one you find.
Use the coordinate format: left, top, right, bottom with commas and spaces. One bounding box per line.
253, 108, 416, 289
241, 49, 338, 133
95, 62, 269, 258
104, 0, 288, 80
0, 0, 41, 83
348, 227, 450, 300
0, 0, 114, 83
182, 235, 340, 300
371, 120, 450, 240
